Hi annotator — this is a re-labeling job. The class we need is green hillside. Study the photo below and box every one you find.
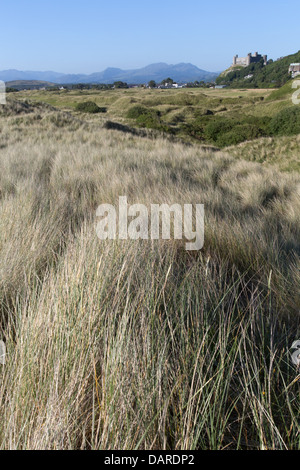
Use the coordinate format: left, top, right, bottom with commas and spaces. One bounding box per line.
216, 50, 300, 88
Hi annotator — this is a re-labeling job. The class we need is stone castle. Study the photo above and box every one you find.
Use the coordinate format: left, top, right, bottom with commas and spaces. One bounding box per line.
233, 52, 267, 67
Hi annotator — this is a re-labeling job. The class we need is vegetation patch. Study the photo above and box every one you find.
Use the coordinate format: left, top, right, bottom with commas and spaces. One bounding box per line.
126, 105, 174, 133
75, 101, 107, 113
181, 114, 271, 147
269, 106, 300, 136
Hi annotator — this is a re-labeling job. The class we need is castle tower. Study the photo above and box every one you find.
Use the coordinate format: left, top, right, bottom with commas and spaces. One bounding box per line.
247, 53, 251, 66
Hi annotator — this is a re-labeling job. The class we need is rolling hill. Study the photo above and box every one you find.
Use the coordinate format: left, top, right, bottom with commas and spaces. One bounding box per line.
6, 80, 56, 90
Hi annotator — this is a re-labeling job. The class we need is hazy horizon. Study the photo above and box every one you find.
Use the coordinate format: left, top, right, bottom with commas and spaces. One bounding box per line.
0, 62, 221, 74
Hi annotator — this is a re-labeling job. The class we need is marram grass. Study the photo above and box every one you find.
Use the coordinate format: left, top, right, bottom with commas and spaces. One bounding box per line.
0, 99, 299, 449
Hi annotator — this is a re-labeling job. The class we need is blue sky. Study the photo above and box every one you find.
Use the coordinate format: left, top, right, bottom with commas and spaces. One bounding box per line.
1, 0, 299, 73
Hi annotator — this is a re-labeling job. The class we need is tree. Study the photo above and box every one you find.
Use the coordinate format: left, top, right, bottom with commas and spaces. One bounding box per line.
161, 77, 174, 85
148, 80, 156, 88
113, 81, 128, 89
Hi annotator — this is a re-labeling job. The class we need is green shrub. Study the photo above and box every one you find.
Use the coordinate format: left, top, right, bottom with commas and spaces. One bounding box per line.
204, 119, 233, 142
216, 124, 265, 146
126, 105, 149, 119
269, 106, 300, 136
180, 122, 205, 140
126, 105, 161, 129
75, 101, 107, 114
203, 115, 269, 147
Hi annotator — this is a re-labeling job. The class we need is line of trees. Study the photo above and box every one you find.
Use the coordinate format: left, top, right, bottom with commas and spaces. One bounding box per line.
147, 78, 214, 88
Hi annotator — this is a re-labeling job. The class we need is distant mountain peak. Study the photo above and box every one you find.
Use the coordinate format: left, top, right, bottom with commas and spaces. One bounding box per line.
0, 63, 218, 84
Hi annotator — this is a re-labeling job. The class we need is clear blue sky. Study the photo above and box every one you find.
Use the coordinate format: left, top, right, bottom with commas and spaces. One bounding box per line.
1, 0, 299, 73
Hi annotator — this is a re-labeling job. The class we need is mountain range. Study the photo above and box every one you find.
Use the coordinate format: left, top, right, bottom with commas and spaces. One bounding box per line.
0, 63, 219, 84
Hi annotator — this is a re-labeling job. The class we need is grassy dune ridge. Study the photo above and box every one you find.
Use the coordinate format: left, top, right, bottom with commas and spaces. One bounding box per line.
0, 98, 299, 449
12, 86, 300, 171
